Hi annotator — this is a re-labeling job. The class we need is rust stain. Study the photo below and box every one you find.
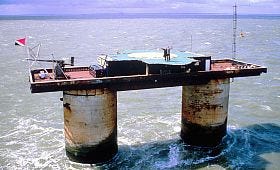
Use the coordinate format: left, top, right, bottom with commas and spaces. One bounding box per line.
182, 78, 229, 126
63, 89, 117, 145
63, 102, 71, 110
64, 122, 75, 145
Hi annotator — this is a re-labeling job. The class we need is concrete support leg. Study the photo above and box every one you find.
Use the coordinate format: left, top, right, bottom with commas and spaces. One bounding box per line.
181, 79, 230, 147
63, 89, 117, 164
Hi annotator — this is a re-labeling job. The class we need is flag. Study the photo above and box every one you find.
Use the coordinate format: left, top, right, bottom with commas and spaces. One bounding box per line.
15, 38, 26, 46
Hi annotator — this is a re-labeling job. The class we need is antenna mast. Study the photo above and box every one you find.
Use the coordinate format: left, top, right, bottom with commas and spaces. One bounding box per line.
232, 3, 237, 59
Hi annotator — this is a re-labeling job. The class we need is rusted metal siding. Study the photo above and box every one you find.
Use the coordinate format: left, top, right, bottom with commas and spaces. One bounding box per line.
63, 89, 117, 163
181, 78, 230, 147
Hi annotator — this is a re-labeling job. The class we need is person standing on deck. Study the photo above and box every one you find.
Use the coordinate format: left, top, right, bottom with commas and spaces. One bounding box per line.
161, 48, 167, 61
166, 46, 171, 61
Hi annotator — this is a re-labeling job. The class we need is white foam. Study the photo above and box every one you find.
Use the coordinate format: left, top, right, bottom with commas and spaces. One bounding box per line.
155, 145, 179, 169
228, 124, 240, 130
261, 105, 273, 111
173, 126, 181, 133
118, 136, 133, 145
234, 105, 242, 108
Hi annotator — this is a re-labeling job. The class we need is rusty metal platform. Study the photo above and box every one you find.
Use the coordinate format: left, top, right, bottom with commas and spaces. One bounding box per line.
29, 59, 267, 93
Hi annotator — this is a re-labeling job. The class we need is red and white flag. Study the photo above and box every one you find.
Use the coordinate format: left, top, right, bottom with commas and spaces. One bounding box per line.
15, 37, 26, 46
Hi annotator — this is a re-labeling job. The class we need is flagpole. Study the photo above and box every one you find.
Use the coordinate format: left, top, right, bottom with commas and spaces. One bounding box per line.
25, 36, 32, 72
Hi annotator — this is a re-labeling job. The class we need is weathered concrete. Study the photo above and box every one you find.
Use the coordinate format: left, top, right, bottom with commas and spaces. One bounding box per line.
63, 89, 117, 164
181, 78, 230, 147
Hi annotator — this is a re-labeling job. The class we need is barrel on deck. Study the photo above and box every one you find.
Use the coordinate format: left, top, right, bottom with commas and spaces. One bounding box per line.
63, 89, 117, 164
181, 79, 230, 147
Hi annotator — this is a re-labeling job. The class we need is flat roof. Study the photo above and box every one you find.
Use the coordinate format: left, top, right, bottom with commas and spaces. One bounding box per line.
110, 50, 202, 65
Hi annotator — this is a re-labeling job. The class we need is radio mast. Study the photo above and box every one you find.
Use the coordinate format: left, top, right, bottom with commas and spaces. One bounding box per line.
232, 3, 237, 59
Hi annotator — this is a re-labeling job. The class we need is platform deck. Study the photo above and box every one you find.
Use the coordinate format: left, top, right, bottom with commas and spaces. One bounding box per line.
29, 59, 267, 93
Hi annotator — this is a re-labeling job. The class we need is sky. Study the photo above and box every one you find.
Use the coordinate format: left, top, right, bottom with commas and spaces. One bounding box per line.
0, 0, 279, 15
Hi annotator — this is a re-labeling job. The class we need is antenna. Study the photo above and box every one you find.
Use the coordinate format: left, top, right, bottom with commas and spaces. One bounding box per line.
232, 3, 237, 59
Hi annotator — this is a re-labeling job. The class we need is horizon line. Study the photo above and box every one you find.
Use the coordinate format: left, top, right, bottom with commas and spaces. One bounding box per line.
1, 13, 279, 20
1, 12, 280, 16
